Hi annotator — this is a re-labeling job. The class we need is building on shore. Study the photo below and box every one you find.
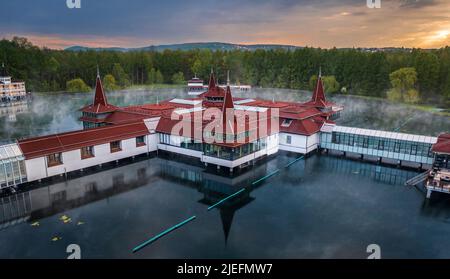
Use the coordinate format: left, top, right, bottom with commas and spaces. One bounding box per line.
187, 74, 251, 96
0, 63, 27, 103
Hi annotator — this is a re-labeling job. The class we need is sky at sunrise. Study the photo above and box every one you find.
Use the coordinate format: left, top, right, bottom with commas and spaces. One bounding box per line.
0, 0, 449, 49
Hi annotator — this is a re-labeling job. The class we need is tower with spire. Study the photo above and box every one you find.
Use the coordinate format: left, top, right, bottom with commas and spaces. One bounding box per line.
305, 67, 332, 111
79, 67, 118, 129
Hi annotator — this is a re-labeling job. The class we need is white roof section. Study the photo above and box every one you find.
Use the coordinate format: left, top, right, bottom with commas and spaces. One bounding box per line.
173, 107, 204, 115
331, 126, 437, 144
0, 143, 24, 161
234, 99, 255, 105
169, 98, 202, 106
234, 105, 268, 113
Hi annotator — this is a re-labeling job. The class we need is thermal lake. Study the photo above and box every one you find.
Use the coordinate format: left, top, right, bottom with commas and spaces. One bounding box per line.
0, 88, 449, 258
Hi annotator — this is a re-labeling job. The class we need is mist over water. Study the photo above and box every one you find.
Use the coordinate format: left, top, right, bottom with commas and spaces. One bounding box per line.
0, 87, 449, 259
0, 87, 448, 141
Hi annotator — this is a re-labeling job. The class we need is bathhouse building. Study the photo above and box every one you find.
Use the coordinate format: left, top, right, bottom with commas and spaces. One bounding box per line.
0, 69, 447, 194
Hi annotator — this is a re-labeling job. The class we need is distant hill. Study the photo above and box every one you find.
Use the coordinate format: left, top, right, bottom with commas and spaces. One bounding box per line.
65, 42, 301, 52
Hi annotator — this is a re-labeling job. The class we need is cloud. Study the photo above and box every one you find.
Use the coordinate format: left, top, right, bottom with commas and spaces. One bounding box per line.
0, 0, 449, 49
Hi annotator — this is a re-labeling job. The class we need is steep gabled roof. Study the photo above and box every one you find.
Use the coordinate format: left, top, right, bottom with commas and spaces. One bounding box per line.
201, 71, 226, 99
80, 73, 118, 114
304, 72, 334, 108
312, 75, 326, 104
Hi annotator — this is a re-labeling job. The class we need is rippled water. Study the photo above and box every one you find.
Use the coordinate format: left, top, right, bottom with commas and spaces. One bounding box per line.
0, 88, 449, 259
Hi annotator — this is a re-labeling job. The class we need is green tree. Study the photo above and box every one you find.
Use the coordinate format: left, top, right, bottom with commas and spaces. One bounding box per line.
155, 70, 164, 84
66, 78, 91, 93
191, 59, 202, 76
148, 68, 165, 84
387, 67, 420, 104
103, 74, 119, 91
171, 71, 185, 84
112, 63, 130, 87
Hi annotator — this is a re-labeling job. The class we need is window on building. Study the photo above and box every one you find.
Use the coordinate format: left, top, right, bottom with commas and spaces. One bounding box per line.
394, 142, 401, 153
286, 135, 292, 144
411, 144, 418, 155
110, 141, 122, 153
136, 136, 146, 147
81, 146, 95, 159
378, 140, 385, 150
47, 153, 63, 167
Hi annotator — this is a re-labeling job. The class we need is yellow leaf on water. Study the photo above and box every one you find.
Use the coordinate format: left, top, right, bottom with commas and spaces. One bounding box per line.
59, 215, 70, 221
51, 236, 62, 242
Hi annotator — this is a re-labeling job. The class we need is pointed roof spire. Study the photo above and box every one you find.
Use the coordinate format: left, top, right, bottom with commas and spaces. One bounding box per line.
80, 69, 118, 114
93, 70, 108, 107
310, 68, 327, 107
227, 70, 230, 86
208, 67, 216, 90
223, 81, 234, 111
96, 64, 100, 78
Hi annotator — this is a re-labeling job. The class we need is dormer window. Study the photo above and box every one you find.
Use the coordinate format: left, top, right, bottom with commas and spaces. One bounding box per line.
281, 119, 293, 127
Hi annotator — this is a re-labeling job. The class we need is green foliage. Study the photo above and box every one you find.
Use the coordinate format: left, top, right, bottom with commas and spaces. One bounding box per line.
387, 67, 420, 103
309, 75, 340, 93
1, 37, 449, 106
102, 74, 119, 91
112, 63, 130, 87
148, 68, 164, 84
66, 78, 91, 93
386, 88, 402, 102
171, 71, 185, 84
404, 89, 420, 104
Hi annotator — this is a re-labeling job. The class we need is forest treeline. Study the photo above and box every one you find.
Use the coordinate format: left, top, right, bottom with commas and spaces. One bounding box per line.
1, 37, 449, 107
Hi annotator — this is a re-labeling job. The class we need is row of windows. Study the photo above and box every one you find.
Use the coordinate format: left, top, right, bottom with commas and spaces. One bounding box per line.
46, 136, 146, 168
330, 132, 433, 157
203, 130, 253, 142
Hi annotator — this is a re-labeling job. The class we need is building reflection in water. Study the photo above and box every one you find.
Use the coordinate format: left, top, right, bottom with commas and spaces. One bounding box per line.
0, 100, 30, 122
1, 154, 450, 242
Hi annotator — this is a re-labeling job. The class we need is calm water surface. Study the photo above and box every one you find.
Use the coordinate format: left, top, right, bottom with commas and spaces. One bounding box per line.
0, 88, 449, 258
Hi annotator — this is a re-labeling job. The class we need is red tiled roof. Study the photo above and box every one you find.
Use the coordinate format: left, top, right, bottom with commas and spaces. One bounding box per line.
103, 110, 150, 125
432, 133, 450, 154
279, 118, 322, 136
222, 86, 234, 111
18, 122, 150, 159
279, 107, 322, 120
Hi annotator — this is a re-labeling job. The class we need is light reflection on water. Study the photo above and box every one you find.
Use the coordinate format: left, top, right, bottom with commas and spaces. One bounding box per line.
0, 88, 449, 259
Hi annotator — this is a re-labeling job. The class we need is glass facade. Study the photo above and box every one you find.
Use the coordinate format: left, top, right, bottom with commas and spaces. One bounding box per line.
320, 127, 436, 164
159, 133, 267, 161
0, 144, 27, 189
203, 139, 266, 161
